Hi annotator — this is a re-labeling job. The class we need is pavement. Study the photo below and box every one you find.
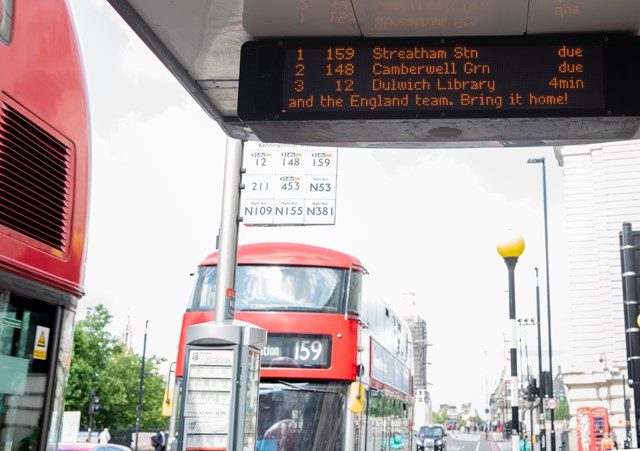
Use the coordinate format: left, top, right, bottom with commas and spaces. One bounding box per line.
449, 430, 510, 442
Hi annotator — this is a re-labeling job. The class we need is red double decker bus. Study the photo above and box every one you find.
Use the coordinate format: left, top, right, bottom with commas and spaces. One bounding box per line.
0, 0, 90, 449
174, 242, 414, 451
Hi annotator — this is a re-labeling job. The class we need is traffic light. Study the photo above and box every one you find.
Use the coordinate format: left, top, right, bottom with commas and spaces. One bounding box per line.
503, 421, 512, 439
530, 378, 539, 401
89, 390, 102, 415
540, 371, 552, 398
523, 378, 539, 401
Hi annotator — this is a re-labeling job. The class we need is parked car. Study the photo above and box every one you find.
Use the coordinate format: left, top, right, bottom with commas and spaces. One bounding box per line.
416, 425, 447, 451
58, 443, 132, 451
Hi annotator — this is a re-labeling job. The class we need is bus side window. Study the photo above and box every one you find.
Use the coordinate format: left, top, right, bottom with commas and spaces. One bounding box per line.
0, 0, 14, 45
346, 270, 362, 315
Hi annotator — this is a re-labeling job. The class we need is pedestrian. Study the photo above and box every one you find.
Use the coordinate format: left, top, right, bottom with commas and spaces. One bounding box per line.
98, 428, 111, 444
152, 430, 165, 451
602, 432, 615, 451
611, 429, 619, 450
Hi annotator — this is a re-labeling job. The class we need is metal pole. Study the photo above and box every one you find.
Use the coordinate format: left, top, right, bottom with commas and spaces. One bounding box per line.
523, 327, 533, 451
530, 404, 535, 451
214, 137, 244, 323
135, 320, 149, 451
504, 256, 520, 451
519, 321, 524, 394
88, 389, 95, 443
624, 375, 631, 449
536, 268, 547, 451
528, 156, 555, 451
621, 223, 640, 447
134, 320, 149, 451
485, 350, 490, 427
524, 327, 531, 382
540, 158, 557, 451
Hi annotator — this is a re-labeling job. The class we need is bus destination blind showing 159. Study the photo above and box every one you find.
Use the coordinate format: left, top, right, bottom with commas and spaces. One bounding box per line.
238, 36, 640, 120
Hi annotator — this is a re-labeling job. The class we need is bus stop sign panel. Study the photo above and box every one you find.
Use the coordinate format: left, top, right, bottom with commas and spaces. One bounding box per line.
178, 321, 266, 451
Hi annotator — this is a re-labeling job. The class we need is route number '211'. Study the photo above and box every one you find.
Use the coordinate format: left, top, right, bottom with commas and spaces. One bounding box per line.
294, 339, 323, 362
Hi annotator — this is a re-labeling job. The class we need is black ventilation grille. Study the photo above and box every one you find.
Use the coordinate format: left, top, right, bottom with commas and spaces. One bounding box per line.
0, 96, 73, 254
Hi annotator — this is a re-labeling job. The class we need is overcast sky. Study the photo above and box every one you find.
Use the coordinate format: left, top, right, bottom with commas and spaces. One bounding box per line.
68, 0, 570, 414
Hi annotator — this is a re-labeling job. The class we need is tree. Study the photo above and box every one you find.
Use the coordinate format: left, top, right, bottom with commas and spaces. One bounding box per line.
551, 399, 571, 421
432, 410, 445, 424
470, 413, 483, 424
65, 305, 116, 425
65, 305, 167, 429
97, 345, 167, 429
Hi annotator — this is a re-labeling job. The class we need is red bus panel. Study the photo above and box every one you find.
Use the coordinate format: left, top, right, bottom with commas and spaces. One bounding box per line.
199, 242, 363, 269
176, 311, 359, 380
0, 0, 90, 296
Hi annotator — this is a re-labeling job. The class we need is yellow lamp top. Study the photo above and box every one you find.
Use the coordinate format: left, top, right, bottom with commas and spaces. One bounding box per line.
496, 231, 525, 258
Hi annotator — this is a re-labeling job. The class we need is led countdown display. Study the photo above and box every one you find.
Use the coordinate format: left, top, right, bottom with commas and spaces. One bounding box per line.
260, 333, 332, 369
238, 35, 640, 121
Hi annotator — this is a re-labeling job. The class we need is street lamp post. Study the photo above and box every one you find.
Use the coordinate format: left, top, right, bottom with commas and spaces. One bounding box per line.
497, 231, 526, 451
535, 268, 547, 451
135, 320, 149, 451
518, 316, 538, 451
528, 156, 556, 451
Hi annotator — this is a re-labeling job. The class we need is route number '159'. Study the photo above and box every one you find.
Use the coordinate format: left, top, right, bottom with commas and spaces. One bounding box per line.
313, 158, 331, 167
294, 340, 323, 361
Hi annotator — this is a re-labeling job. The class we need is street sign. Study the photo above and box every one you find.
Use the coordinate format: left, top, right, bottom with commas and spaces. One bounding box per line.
546, 398, 558, 410
241, 142, 338, 225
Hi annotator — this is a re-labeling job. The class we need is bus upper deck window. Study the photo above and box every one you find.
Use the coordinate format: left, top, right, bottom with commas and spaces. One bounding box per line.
188, 266, 217, 311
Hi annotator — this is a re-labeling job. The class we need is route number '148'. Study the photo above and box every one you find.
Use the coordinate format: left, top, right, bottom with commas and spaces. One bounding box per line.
294, 340, 323, 361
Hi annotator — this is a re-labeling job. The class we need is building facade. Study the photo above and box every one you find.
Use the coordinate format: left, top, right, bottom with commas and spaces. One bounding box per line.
404, 314, 432, 426
556, 140, 640, 448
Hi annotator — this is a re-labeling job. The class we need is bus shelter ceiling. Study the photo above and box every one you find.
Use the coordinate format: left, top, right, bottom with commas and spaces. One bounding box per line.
106, 0, 640, 148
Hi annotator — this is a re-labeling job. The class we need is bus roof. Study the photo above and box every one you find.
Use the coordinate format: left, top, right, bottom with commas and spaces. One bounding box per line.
199, 242, 363, 269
